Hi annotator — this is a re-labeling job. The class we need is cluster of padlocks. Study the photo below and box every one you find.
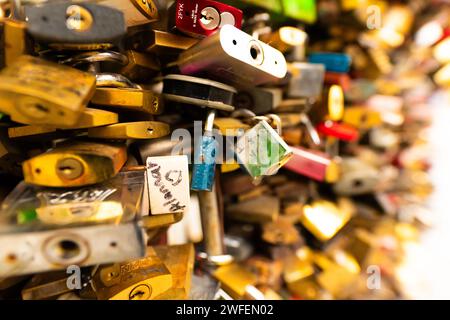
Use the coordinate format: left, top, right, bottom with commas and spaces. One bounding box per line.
0, 0, 448, 300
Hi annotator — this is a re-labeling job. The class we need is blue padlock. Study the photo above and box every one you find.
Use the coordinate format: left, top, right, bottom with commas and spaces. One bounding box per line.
191, 111, 217, 191
308, 52, 352, 73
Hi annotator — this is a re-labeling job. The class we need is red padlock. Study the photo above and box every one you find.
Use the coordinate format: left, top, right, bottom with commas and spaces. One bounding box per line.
316, 120, 359, 142
283, 146, 340, 183
171, 0, 243, 39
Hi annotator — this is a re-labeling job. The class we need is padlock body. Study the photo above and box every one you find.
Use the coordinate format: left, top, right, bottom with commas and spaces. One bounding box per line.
191, 135, 217, 191
171, 0, 243, 38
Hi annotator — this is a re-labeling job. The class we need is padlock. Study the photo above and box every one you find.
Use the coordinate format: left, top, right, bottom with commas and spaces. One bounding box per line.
317, 102, 360, 145
88, 121, 170, 139
315, 251, 360, 299
175, 25, 287, 87
24, 1, 126, 50
282, 248, 319, 299
225, 195, 279, 224
131, 28, 199, 55
287, 62, 325, 99
237, 185, 270, 202
332, 158, 379, 196
142, 213, 184, 230
213, 117, 250, 137
91, 247, 173, 300
152, 244, 195, 299
245, 256, 283, 289
22, 141, 127, 187
234, 87, 282, 115
168, 0, 243, 39
317, 121, 359, 142
265, 26, 307, 53
283, 146, 341, 183
342, 106, 382, 130
191, 111, 218, 192
261, 217, 302, 245
91, 87, 163, 115
213, 263, 257, 300
115, 50, 161, 82
0, 55, 96, 126
99, 0, 160, 27
8, 108, 119, 139
300, 199, 353, 242
235, 115, 293, 179
220, 172, 257, 197
308, 52, 352, 73
163, 74, 236, 112
434, 63, 450, 87
0, 18, 30, 68
0, 172, 147, 277
21, 269, 92, 300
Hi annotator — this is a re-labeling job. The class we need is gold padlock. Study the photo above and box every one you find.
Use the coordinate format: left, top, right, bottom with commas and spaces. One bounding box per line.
92, 247, 173, 300
300, 199, 353, 242
152, 244, 195, 300
117, 50, 160, 82
342, 106, 382, 129
0, 55, 96, 126
8, 108, 119, 138
226, 195, 280, 224
22, 141, 127, 187
91, 88, 163, 115
88, 121, 170, 139
132, 29, 199, 55
265, 26, 307, 53
213, 263, 257, 300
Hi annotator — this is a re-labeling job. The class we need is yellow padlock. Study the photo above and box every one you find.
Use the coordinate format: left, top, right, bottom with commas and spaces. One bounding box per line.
22, 141, 127, 187
88, 121, 170, 139
0, 55, 96, 126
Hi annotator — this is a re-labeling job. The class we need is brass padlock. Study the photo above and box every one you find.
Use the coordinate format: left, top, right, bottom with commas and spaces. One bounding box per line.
92, 247, 173, 300
300, 199, 353, 242
91, 87, 163, 115
0, 56, 96, 126
262, 217, 302, 245
152, 244, 195, 300
115, 50, 160, 82
22, 141, 127, 187
88, 121, 170, 139
8, 108, 119, 139
226, 195, 280, 224
132, 29, 199, 55
213, 263, 257, 300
